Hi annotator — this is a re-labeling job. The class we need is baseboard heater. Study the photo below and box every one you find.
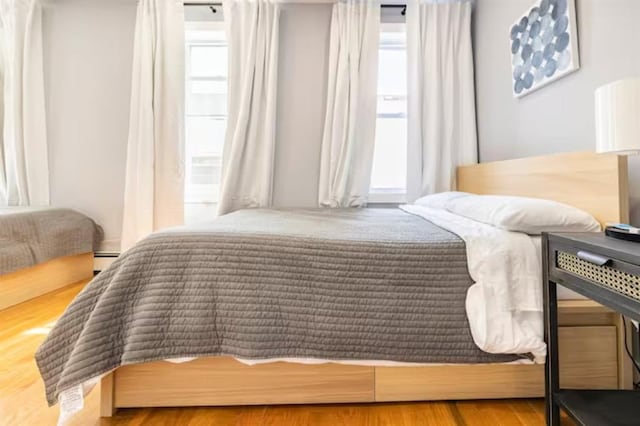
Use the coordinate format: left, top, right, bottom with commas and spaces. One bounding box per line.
94, 252, 120, 273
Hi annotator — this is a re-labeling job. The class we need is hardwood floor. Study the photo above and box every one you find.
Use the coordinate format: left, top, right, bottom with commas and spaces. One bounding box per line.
0, 281, 575, 426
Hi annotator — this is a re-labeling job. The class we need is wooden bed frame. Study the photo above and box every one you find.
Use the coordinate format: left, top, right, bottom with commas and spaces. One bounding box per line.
101, 151, 631, 416
0, 252, 94, 311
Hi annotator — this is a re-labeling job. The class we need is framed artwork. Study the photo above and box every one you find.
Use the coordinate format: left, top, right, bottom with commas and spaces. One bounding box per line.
510, 0, 580, 98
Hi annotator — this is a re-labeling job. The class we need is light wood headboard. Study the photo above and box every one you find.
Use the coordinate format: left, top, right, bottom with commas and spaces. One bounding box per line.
457, 151, 629, 226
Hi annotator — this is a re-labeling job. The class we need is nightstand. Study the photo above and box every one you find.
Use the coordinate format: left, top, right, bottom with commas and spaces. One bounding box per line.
543, 232, 640, 426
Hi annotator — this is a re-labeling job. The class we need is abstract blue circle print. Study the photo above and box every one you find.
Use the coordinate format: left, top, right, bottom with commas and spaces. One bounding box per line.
510, 0, 580, 98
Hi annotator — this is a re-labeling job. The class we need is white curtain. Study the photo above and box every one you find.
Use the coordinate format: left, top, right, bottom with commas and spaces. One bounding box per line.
406, 0, 477, 201
318, 0, 380, 208
218, 0, 280, 215
121, 0, 185, 250
0, 0, 48, 206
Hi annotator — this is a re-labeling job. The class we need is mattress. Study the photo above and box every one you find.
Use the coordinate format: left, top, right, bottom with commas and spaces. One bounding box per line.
0, 207, 101, 275
36, 208, 516, 406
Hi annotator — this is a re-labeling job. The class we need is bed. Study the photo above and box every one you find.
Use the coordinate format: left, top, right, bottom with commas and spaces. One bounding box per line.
0, 207, 100, 310
35, 151, 632, 420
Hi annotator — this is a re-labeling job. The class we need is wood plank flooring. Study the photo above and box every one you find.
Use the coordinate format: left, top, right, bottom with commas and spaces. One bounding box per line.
0, 281, 575, 426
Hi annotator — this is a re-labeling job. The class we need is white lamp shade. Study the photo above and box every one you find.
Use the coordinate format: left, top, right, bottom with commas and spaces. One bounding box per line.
595, 78, 640, 154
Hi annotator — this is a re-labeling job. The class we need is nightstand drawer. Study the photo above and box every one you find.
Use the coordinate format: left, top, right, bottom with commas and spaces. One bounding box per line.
549, 243, 640, 303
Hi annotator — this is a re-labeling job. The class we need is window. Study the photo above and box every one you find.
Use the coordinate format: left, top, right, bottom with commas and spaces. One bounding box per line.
191, 156, 222, 185
184, 19, 227, 223
370, 24, 407, 203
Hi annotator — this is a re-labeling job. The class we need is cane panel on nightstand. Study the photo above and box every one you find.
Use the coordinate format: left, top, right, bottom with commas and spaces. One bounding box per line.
556, 251, 640, 302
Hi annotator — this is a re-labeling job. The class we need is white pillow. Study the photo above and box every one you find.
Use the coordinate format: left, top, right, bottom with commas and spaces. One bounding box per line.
445, 194, 601, 234
414, 191, 471, 209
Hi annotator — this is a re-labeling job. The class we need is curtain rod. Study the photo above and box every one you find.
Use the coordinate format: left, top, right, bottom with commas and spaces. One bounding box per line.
183, 2, 407, 7
184, 2, 406, 15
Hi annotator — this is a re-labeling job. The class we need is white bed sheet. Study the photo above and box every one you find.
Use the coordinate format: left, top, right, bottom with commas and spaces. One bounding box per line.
530, 236, 585, 300
164, 356, 533, 366
401, 204, 547, 363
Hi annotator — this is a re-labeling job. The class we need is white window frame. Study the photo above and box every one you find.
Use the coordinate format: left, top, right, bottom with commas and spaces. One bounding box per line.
369, 22, 407, 204
183, 18, 228, 225
184, 20, 227, 207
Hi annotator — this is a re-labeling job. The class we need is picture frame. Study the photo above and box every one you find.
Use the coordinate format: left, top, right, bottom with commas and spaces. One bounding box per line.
510, 0, 580, 98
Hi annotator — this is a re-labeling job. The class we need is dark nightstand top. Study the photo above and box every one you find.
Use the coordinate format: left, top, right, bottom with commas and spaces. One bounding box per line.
546, 232, 640, 266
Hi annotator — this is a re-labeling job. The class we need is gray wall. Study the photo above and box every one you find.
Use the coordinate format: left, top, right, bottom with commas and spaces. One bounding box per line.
274, 4, 332, 207
43, 0, 136, 252
474, 0, 640, 225
42, 1, 331, 251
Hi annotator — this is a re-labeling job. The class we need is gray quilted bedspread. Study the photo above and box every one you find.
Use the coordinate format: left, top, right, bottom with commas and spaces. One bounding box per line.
36, 208, 514, 405
0, 208, 101, 274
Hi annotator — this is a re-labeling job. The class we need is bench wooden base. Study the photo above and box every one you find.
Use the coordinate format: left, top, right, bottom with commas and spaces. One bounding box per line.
0, 253, 94, 310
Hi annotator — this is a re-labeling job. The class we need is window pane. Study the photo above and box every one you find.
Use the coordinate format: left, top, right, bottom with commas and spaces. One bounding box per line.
378, 49, 407, 95
191, 80, 226, 94
377, 96, 407, 116
187, 80, 227, 116
190, 45, 227, 78
381, 30, 405, 46
371, 117, 407, 191
185, 162, 221, 202
371, 27, 408, 195
186, 116, 226, 155
191, 156, 222, 185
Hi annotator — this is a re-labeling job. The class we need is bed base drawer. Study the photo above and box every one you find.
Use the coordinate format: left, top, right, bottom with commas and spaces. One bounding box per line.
113, 357, 375, 408
375, 325, 618, 402
103, 325, 618, 414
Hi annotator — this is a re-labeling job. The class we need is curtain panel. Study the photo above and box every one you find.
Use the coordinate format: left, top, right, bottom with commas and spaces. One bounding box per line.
0, 0, 48, 206
406, 0, 477, 201
217, 0, 280, 215
318, 0, 380, 208
121, 0, 185, 251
